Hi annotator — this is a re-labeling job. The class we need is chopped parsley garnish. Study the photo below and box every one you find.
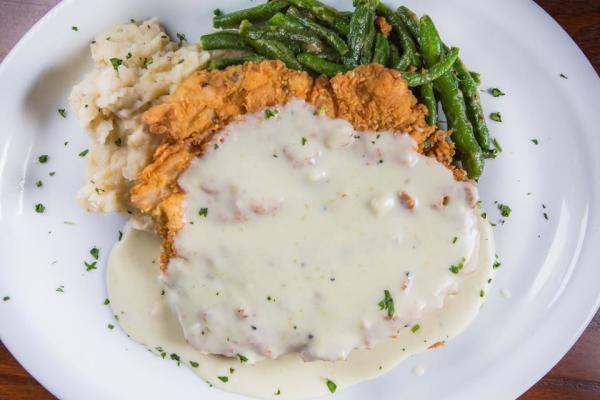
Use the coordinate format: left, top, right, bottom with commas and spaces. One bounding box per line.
423, 138, 432, 150
213, 8, 223, 16
118, 230, 123, 241
143, 57, 153, 68
531, 139, 539, 145
177, 32, 187, 46
2, 296, 9, 302
497, 203, 512, 218
452, 236, 458, 244
64, 141, 69, 146
71, 26, 78, 31
265, 109, 279, 119
58, 108, 67, 118
301, 137, 307, 146
49, 171, 56, 176
449, 258, 466, 274
238, 354, 248, 363
84, 261, 97, 271
411, 324, 420, 333
229, 367, 235, 374
38, 155, 49, 163
90, 247, 100, 260
56, 286, 64, 293
218, 376, 229, 383
79, 149, 89, 157
493, 254, 501, 269
34, 203, 45, 213
170, 353, 181, 366
190, 361, 199, 368
325, 379, 337, 393
178, 59, 185, 64
490, 112, 502, 122
543, 212, 549, 220
479, 290, 485, 298
314, 106, 326, 116
104, 298, 110, 305
274, 389, 281, 395
130, 18, 136, 23
35, 180, 43, 188
126, 52, 132, 60
378, 289, 395, 318
107, 324, 114, 330
198, 207, 208, 217
214, 143, 219, 150
95, 188, 105, 195
560, 73, 568, 79
110, 57, 123, 71
490, 88, 505, 97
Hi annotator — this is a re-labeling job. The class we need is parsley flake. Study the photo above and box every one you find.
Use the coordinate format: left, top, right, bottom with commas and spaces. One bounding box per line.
190, 361, 199, 368
479, 290, 485, 298
274, 389, 281, 395
71, 26, 78, 31
35, 180, 43, 188
110, 58, 123, 71
490, 88, 505, 97
411, 324, 420, 333
531, 139, 539, 145
238, 354, 248, 363
58, 108, 67, 118
34, 203, 45, 213
449, 258, 466, 274
84, 261, 97, 271
497, 203, 511, 218
56, 285, 64, 293
560, 73, 568, 79
218, 376, 229, 383
107, 324, 114, 330
79, 149, 89, 157
301, 137, 307, 146
2, 296, 10, 302
38, 155, 49, 163
265, 109, 279, 119
104, 298, 110, 305
170, 353, 181, 366
213, 8, 223, 16
378, 289, 395, 318
177, 32, 187, 46
325, 379, 337, 393
90, 247, 100, 260
543, 212, 549, 220
452, 236, 458, 244
490, 112, 502, 122
198, 207, 208, 217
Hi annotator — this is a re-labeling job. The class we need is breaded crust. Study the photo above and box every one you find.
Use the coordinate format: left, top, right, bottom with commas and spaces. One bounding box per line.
130, 60, 461, 268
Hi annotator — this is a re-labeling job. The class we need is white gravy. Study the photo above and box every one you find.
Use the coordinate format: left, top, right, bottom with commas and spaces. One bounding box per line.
107, 100, 495, 399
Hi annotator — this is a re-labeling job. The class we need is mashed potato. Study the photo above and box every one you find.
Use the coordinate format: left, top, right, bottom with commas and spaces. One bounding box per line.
69, 18, 210, 213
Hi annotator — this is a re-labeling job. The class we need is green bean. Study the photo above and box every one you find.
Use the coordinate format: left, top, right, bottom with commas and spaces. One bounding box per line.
372, 33, 390, 65
388, 42, 400, 68
240, 21, 303, 70
419, 83, 437, 126
267, 12, 304, 29
208, 54, 267, 70
420, 15, 483, 179
213, 0, 290, 28
244, 24, 325, 50
287, 7, 349, 55
360, 8, 377, 65
200, 31, 250, 50
376, 3, 420, 67
470, 71, 482, 86
396, 6, 420, 41
297, 53, 350, 77
306, 46, 342, 63
454, 58, 491, 152
345, 0, 378, 67
395, 50, 411, 70
401, 46, 459, 87
286, 0, 349, 34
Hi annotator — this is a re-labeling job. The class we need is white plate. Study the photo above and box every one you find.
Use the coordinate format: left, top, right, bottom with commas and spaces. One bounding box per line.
1, 0, 599, 399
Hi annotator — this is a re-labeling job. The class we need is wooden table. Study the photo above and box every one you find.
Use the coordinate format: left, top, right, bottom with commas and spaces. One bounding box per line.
0, 0, 599, 399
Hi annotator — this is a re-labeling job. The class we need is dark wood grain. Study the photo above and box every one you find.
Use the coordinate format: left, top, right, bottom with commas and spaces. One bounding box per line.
0, 0, 599, 399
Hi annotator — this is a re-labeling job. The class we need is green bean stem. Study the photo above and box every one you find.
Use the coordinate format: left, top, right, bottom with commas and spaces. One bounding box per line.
297, 52, 350, 77
213, 0, 290, 28
420, 15, 483, 179
396, 6, 420, 41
